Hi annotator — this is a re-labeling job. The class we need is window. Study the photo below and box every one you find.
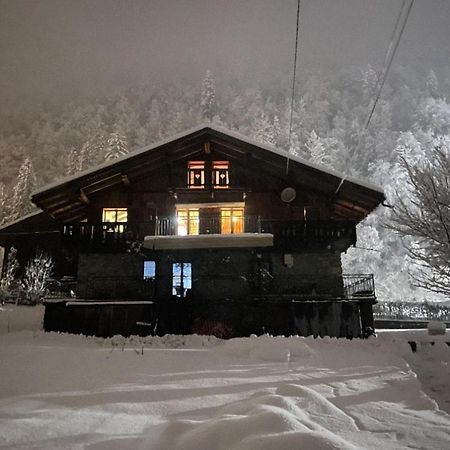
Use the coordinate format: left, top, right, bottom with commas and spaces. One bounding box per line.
221, 207, 244, 234
102, 208, 127, 234
102, 208, 128, 223
212, 161, 230, 188
177, 209, 199, 235
172, 262, 192, 298
143, 261, 156, 280
187, 161, 205, 188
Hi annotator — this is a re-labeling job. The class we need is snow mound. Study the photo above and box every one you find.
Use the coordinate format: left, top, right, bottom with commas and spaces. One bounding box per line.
158, 383, 357, 450
0, 305, 44, 334
104, 333, 222, 349
217, 334, 313, 361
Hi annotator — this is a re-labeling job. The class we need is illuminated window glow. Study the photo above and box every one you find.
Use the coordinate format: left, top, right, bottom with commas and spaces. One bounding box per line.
177, 209, 199, 235
172, 262, 192, 297
212, 161, 230, 188
102, 208, 128, 234
221, 207, 244, 234
187, 161, 205, 188
143, 261, 156, 280
102, 208, 128, 223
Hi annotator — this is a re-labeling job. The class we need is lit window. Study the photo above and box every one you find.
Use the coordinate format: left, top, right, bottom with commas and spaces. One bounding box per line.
213, 161, 230, 188
172, 262, 192, 298
187, 161, 205, 188
143, 261, 156, 280
102, 208, 128, 223
221, 208, 244, 234
177, 209, 199, 235
102, 208, 128, 234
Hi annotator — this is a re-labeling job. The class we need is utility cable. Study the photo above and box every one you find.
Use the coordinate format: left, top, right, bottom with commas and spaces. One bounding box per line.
286, 0, 301, 175
364, 0, 414, 130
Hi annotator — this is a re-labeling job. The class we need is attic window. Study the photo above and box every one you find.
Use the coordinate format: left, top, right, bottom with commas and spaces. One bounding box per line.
213, 161, 230, 188
187, 161, 205, 188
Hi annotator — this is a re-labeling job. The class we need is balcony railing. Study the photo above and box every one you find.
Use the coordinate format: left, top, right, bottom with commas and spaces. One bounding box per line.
62, 218, 356, 251
343, 274, 375, 298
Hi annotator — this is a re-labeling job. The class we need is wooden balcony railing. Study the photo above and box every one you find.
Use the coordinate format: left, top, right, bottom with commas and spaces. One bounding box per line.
62, 218, 356, 251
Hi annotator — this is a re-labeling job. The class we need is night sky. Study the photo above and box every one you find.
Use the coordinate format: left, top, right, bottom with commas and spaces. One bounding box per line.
1, 0, 449, 111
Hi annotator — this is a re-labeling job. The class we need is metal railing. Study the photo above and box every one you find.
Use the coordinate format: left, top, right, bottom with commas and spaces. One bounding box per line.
343, 274, 375, 298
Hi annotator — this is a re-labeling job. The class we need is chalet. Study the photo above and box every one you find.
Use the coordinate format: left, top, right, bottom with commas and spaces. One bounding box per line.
0, 125, 385, 338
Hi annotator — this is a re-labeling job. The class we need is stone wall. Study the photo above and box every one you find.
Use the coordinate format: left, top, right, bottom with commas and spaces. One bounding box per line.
75, 248, 344, 301
77, 253, 152, 299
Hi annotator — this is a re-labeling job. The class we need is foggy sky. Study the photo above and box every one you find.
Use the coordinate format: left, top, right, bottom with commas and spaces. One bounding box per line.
1, 0, 449, 111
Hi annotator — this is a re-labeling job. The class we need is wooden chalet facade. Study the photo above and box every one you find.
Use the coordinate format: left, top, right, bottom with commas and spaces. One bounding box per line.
0, 125, 385, 338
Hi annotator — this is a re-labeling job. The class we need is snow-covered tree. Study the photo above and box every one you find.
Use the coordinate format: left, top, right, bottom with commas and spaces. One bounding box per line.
426, 69, 439, 98
306, 130, 326, 163
200, 70, 217, 121
66, 146, 82, 175
104, 132, 128, 161
361, 64, 378, 102
78, 136, 105, 169
0, 183, 7, 225
253, 112, 276, 146
0, 246, 19, 301
22, 252, 54, 304
389, 135, 450, 297
9, 157, 36, 221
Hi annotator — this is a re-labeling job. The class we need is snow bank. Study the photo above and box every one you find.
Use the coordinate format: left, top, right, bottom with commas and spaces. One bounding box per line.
104, 333, 222, 349
158, 383, 359, 450
0, 304, 44, 334
217, 334, 313, 362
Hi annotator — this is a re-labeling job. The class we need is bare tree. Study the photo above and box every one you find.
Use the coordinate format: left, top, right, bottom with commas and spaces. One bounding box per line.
389, 138, 450, 296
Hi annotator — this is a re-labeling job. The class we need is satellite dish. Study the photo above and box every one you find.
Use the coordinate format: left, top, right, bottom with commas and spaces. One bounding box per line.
281, 187, 297, 203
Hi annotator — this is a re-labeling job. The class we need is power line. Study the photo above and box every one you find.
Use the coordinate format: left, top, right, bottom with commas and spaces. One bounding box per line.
286, 0, 302, 175
364, 0, 415, 130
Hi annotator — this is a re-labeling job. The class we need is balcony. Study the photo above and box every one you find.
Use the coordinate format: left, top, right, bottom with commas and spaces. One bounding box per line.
62, 217, 356, 252
343, 274, 375, 299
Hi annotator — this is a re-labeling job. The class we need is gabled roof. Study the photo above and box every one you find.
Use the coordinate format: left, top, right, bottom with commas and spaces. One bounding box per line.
31, 124, 385, 223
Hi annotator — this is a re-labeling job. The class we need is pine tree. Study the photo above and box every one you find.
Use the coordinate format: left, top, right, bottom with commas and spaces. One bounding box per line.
0, 246, 19, 300
66, 146, 82, 175
306, 130, 326, 164
200, 70, 217, 121
0, 182, 7, 225
9, 157, 36, 221
253, 112, 276, 146
361, 64, 378, 102
78, 136, 105, 169
104, 132, 128, 161
426, 69, 439, 98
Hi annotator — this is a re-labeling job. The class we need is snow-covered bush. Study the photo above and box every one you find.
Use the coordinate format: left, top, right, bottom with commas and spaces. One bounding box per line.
21, 253, 54, 305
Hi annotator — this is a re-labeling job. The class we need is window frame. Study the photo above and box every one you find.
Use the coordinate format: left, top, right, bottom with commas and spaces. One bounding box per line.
172, 262, 192, 298
212, 161, 230, 189
187, 161, 206, 189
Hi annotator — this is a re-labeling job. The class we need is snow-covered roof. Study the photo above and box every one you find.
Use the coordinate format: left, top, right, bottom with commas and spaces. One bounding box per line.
0, 210, 43, 232
30, 123, 385, 223
32, 123, 383, 196
143, 233, 274, 250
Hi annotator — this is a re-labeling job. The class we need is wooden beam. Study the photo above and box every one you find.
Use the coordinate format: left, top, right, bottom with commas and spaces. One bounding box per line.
79, 189, 90, 205
121, 174, 131, 186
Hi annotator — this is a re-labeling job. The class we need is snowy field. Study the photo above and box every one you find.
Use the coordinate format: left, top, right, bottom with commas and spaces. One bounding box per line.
1, 306, 450, 450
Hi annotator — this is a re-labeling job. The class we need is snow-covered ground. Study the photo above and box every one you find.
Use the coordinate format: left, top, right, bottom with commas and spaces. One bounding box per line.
0, 306, 450, 449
